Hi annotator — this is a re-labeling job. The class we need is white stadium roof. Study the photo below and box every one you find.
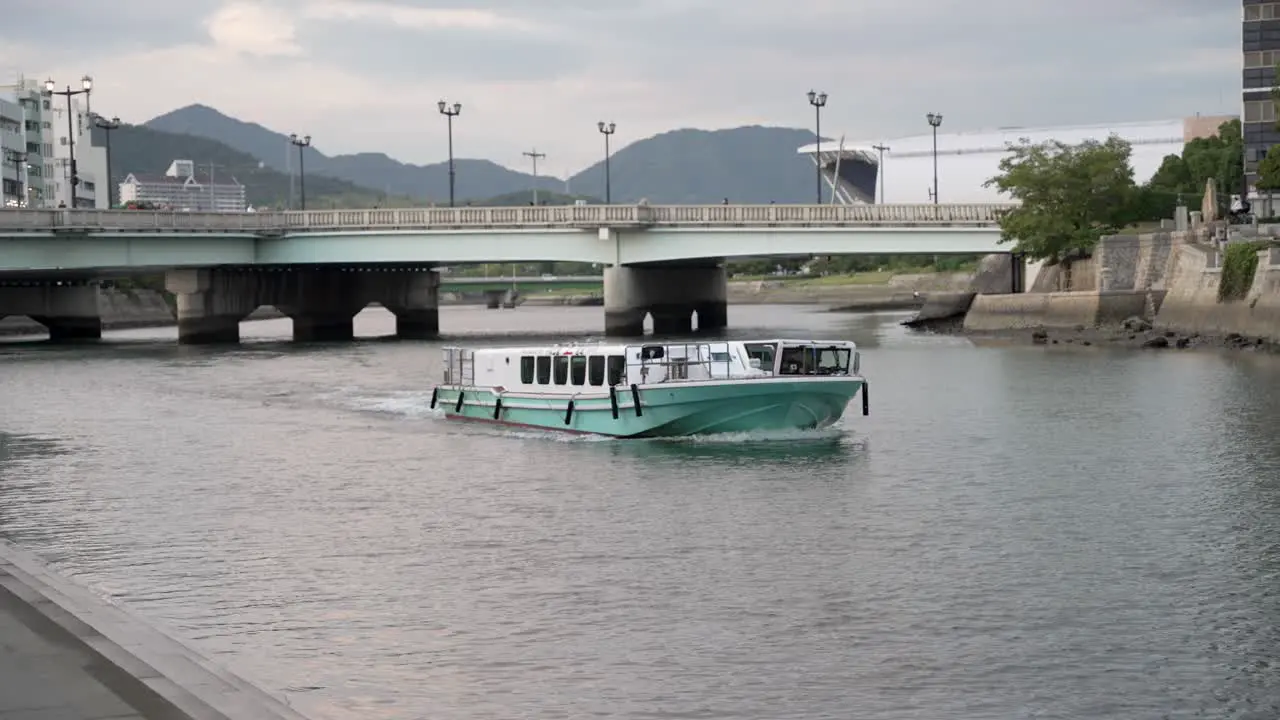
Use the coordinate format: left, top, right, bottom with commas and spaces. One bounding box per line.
797, 117, 1229, 204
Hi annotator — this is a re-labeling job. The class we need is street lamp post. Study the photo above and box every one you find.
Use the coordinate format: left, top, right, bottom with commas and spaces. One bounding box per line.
289, 133, 311, 210
522, 148, 546, 205
438, 100, 461, 207
807, 90, 828, 204
926, 112, 943, 204
597, 122, 616, 203
43, 76, 93, 207
92, 115, 120, 208
871, 144, 889, 204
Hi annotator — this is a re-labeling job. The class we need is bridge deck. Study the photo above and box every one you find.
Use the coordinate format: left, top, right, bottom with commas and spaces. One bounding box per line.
0, 203, 1014, 234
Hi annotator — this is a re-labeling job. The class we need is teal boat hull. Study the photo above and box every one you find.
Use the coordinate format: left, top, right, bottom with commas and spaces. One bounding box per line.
434, 377, 865, 438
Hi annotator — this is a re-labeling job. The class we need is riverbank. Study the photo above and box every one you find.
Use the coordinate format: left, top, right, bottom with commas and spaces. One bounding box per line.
906, 225, 1280, 353
924, 316, 1275, 352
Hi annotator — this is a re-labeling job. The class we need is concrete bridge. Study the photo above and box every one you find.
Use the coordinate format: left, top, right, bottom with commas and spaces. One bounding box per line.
0, 203, 1016, 342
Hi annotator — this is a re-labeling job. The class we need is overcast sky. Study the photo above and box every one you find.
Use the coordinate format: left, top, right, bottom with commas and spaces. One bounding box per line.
1, 0, 1237, 177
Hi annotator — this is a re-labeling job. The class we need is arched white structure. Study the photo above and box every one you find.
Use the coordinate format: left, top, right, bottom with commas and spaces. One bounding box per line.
797, 116, 1235, 205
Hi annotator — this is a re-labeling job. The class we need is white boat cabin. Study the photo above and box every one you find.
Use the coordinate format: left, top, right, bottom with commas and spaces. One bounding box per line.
441, 339, 860, 393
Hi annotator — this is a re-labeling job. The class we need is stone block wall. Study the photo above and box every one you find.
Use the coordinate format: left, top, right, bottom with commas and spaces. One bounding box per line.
1155, 243, 1280, 339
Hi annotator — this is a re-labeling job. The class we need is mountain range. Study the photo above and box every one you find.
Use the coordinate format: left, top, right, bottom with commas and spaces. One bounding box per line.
112, 104, 823, 207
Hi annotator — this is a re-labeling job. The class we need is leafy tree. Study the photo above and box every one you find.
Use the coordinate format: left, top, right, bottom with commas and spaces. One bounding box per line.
984, 135, 1137, 262
1256, 146, 1280, 191
1148, 154, 1193, 192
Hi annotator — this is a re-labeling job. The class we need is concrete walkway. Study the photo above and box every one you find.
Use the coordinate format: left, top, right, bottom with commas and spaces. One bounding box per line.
0, 540, 315, 720
0, 575, 178, 719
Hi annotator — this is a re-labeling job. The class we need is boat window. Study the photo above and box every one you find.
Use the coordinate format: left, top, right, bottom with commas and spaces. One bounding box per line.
779, 347, 809, 375
744, 342, 776, 372
587, 356, 605, 386
607, 355, 626, 385
570, 356, 587, 385
553, 356, 569, 385
519, 356, 535, 384
536, 356, 551, 384
641, 345, 665, 360
710, 352, 730, 362
816, 347, 851, 375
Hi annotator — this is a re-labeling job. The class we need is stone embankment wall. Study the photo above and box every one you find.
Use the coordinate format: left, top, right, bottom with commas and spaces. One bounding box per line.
961, 230, 1187, 331
1156, 243, 1280, 339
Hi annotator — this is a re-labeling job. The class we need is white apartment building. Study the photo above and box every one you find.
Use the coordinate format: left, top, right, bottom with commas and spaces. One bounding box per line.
119, 159, 247, 212
0, 75, 108, 208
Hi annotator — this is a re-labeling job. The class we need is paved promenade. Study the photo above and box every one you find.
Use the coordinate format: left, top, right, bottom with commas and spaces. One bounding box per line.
0, 539, 315, 720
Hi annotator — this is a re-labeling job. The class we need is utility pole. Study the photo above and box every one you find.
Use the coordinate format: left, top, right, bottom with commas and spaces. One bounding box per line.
871, 144, 889, 204
523, 148, 546, 205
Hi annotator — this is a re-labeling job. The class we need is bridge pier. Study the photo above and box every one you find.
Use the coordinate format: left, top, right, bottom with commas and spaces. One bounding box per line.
165, 267, 440, 344
604, 265, 728, 337
0, 283, 103, 341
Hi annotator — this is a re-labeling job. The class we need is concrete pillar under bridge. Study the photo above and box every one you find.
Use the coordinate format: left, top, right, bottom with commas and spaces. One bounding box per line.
164, 267, 440, 344
0, 282, 103, 341
604, 265, 728, 336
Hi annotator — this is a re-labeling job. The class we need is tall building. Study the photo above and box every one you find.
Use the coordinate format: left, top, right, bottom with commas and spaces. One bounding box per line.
1243, 1, 1280, 196
0, 75, 108, 208
119, 159, 247, 212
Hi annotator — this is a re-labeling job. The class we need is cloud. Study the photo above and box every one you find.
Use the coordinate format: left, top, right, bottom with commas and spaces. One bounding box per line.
0, 0, 1239, 176
206, 2, 304, 56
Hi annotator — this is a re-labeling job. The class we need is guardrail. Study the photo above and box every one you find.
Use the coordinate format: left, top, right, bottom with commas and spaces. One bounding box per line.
0, 203, 1016, 234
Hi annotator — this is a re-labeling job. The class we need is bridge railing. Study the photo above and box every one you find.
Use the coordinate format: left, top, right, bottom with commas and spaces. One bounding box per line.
0, 203, 1016, 233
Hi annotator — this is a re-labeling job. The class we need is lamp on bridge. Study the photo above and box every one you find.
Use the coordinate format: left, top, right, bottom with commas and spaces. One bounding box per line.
43, 75, 93, 207
926, 112, 943, 205
438, 100, 462, 207
92, 115, 120, 208
289, 133, 311, 211
807, 90, 828, 204
597, 121, 616, 204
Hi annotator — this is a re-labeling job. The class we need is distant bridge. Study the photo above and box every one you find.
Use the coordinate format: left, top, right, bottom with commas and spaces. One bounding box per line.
0, 203, 1020, 343
0, 203, 1012, 275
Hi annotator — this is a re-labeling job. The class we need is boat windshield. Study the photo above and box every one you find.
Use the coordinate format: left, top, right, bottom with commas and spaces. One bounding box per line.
778, 345, 852, 375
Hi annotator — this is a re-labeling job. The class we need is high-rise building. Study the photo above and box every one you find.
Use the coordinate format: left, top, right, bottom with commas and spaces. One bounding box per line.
0, 75, 107, 208
1243, 1, 1280, 196
119, 159, 247, 212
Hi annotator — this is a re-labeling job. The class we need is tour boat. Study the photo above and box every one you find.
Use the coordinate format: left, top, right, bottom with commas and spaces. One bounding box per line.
429, 338, 868, 438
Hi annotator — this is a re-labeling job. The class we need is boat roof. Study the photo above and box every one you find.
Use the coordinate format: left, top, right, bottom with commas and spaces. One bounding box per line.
448, 338, 858, 354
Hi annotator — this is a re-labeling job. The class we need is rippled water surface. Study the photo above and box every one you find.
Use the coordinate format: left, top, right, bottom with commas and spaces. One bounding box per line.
3, 305, 1280, 719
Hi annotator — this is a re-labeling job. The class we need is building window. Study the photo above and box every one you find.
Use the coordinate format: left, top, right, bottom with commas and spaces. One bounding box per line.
1245, 100, 1276, 124
1245, 3, 1280, 21
1244, 49, 1280, 69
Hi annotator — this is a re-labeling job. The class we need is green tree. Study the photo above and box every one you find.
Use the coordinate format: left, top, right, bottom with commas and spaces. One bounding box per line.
1181, 119, 1243, 199
984, 135, 1136, 262
1256, 145, 1280, 191
1147, 154, 1193, 192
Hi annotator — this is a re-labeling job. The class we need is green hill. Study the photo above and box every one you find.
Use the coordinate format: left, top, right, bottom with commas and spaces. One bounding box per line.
144, 105, 822, 204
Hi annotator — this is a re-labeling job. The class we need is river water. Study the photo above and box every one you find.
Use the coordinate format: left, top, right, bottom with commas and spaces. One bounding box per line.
1, 305, 1279, 720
